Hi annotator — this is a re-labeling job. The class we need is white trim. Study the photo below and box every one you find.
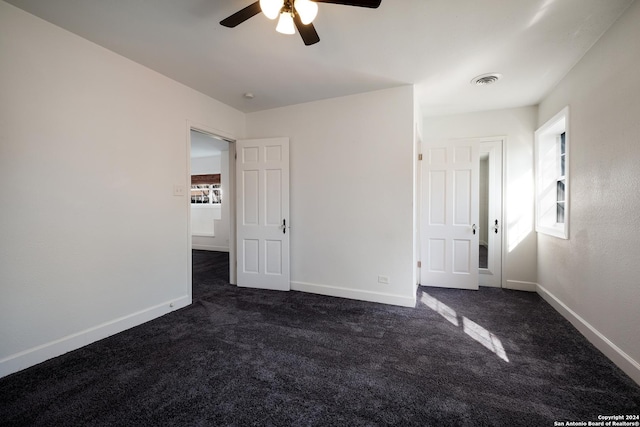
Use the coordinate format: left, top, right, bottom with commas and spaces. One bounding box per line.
478, 138, 504, 288
501, 136, 508, 289
537, 284, 640, 385
186, 125, 193, 302
0, 296, 190, 379
228, 143, 237, 285
291, 281, 416, 308
192, 244, 229, 252
504, 280, 537, 292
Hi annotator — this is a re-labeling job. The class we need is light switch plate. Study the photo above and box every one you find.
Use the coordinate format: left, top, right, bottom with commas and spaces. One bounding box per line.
173, 184, 185, 196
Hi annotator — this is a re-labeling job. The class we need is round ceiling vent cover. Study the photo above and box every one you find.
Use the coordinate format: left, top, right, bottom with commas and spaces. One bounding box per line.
471, 73, 503, 86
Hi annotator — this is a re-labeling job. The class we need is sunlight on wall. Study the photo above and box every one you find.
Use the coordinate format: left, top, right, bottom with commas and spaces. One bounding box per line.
507, 170, 534, 252
420, 293, 509, 362
527, 0, 557, 29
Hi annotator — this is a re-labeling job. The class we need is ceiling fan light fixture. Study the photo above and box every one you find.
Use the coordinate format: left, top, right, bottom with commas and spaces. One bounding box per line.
260, 0, 284, 20
276, 11, 295, 34
220, 0, 381, 46
294, 0, 318, 25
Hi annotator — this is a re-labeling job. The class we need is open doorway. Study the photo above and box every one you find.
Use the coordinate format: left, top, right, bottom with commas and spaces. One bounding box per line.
188, 127, 236, 300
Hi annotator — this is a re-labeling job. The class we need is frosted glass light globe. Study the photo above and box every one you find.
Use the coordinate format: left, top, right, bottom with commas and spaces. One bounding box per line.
294, 0, 318, 25
276, 12, 295, 34
260, 0, 284, 20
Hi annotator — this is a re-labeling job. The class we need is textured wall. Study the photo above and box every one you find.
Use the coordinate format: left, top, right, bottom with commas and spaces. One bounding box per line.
537, 1, 640, 382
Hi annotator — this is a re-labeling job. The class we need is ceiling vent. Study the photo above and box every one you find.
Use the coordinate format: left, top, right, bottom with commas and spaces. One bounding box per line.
471, 73, 502, 86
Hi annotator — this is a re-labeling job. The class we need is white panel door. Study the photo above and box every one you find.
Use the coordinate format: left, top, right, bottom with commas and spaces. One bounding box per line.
236, 138, 290, 291
421, 140, 479, 290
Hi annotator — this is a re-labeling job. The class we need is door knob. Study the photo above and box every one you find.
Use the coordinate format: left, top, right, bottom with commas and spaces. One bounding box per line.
282, 219, 286, 234
472, 224, 477, 235
493, 219, 499, 234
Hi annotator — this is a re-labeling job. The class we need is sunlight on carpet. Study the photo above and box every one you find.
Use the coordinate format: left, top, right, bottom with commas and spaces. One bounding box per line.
421, 292, 509, 362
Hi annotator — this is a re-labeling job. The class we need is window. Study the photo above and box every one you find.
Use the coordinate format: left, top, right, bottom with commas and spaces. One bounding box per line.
191, 184, 221, 204
190, 174, 222, 204
535, 106, 569, 239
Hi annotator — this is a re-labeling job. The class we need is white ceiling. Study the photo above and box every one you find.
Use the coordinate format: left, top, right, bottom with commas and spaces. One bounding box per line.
191, 130, 229, 158
4, 0, 634, 116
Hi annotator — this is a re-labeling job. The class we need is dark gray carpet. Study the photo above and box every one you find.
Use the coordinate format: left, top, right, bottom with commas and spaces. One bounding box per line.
1, 250, 639, 426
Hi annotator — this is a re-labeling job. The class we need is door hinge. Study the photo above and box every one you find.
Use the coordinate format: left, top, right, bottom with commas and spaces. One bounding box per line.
417, 261, 421, 268
235, 152, 237, 160
418, 154, 423, 161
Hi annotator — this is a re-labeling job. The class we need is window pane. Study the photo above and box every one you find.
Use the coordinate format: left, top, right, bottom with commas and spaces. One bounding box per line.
536, 106, 569, 239
556, 180, 565, 202
191, 184, 222, 204
557, 202, 565, 224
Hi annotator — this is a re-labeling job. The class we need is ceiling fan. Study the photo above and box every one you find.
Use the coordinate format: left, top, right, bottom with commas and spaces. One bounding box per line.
220, 0, 382, 46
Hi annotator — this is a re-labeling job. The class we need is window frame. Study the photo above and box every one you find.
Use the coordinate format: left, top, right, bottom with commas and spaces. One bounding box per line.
535, 106, 570, 239
190, 174, 222, 205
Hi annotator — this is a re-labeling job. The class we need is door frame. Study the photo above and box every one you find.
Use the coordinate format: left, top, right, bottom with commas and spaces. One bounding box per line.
478, 138, 505, 288
186, 121, 237, 303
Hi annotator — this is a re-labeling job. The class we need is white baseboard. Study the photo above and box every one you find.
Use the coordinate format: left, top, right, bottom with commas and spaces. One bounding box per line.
0, 295, 190, 379
291, 281, 416, 308
537, 284, 640, 386
192, 245, 229, 252
504, 279, 537, 292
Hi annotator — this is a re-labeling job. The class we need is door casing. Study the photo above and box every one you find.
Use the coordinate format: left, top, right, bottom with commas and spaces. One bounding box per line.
479, 138, 504, 288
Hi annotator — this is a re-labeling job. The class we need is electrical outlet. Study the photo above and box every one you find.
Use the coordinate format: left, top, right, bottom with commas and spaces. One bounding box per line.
378, 275, 390, 284
173, 184, 185, 196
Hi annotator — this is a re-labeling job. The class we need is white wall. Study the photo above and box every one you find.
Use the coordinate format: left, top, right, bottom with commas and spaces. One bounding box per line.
191, 154, 222, 175
246, 86, 416, 307
422, 106, 539, 290
0, 2, 244, 377
191, 151, 231, 252
537, 0, 640, 384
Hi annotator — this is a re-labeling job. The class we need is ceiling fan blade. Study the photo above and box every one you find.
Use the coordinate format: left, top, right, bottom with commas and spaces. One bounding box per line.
293, 14, 320, 46
313, 0, 381, 8
220, 1, 262, 28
